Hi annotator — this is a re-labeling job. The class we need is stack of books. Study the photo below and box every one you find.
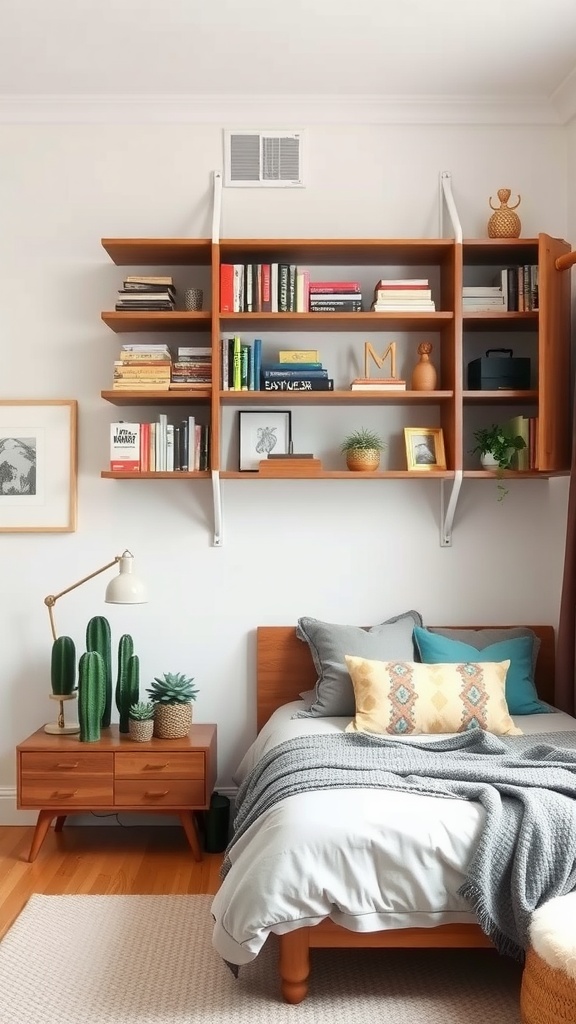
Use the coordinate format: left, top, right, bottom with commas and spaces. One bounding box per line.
350, 377, 407, 391
261, 354, 333, 391
309, 281, 362, 313
371, 279, 435, 312
462, 286, 506, 313
170, 346, 212, 390
112, 344, 172, 391
115, 275, 176, 312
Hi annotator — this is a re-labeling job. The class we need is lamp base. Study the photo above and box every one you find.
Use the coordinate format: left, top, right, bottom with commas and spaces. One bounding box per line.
44, 692, 80, 735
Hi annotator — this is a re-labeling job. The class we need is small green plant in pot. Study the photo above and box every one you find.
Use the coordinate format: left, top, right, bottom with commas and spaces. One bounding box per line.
341, 427, 387, 472
128, 700, 155, 742
470, 424, 527, 500
146, 672, 199, 739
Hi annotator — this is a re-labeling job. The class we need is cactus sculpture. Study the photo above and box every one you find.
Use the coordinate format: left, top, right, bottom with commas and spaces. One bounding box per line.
50, 635, 76, 695
78, 651, 106, 742
116, 634, 138, 733
86, 616, 112, 728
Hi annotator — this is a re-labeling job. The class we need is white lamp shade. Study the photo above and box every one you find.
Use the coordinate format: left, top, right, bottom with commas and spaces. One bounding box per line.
105, 551, 148, 604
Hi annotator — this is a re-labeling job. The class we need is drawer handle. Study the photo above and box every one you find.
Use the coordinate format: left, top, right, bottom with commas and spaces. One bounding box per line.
144, 790, 169, 798
144, 763, 169, 771
51, 790, 77, 798
55, 762, 79, 769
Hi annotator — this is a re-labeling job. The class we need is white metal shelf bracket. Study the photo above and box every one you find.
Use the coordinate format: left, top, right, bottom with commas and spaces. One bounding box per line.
439, 171, 463, 243
440, 471, 463, 547
212, 170, 223, 244
212, 471, 223, 547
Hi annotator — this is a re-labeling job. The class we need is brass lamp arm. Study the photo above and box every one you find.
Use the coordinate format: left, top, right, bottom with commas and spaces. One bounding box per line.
44, 553, 127, 642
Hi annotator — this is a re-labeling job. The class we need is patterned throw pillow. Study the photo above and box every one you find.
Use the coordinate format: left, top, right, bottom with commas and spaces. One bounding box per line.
344, 656, 522, 736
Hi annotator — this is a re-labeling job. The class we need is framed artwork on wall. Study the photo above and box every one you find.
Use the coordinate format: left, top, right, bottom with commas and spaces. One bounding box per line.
404, 427, 446, 472
0, 400, 78, 532
239, 410, 292, 471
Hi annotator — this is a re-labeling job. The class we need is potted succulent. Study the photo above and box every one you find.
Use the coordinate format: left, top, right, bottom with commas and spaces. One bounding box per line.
341, 427, 387, 472
470, 424, 527, 500
146, 671, 199, 739
128, 700, 155, 742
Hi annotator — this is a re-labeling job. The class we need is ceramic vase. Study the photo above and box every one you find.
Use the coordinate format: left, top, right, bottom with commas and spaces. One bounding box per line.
411, 342, 437, 391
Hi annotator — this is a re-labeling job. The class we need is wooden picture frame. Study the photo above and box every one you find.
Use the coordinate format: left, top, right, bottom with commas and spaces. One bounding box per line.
0, 400, 78, 532
239, 410, 292, 471
404, 427, 446, 471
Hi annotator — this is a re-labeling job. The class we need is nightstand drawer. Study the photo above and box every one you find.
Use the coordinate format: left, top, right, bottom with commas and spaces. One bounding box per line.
20, 779, 114, 806
115, 779, 207, 807
20, 752, 113, 775
114, 752, 205, 779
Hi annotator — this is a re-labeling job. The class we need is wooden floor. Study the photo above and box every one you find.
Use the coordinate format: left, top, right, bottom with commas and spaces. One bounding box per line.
0, 824, 224, 941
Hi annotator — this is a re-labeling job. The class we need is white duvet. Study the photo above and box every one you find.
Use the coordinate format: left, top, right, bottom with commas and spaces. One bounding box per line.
211, 702, 576, 966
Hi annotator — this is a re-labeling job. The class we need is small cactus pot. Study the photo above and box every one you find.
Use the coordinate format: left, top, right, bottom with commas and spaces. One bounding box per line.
128, 719, 154, 742
346, 449, 380, 472
153, 703, 193, 739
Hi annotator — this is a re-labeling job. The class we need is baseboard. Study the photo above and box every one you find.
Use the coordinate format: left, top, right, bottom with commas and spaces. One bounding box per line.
0, 786, 237, 827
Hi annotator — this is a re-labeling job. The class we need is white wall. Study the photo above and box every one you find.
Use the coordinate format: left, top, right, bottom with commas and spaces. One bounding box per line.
0, 116, 571, 819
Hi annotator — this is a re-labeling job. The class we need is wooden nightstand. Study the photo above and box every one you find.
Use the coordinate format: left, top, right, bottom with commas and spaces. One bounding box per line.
16, 723, 217, 862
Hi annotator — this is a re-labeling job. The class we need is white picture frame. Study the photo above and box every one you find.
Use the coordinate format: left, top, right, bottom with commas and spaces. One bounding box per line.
0, 400, 78, 532
238, 410, 292, 471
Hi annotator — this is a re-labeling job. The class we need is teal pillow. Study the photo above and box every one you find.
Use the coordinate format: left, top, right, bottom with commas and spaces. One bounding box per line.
413, 627, 550, 716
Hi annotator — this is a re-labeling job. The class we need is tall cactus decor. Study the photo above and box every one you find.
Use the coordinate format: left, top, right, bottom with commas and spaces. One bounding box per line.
121, 654, 140, 734
86, 616, 112, 728
50, 635, 76, 695
78, 651, 106, 742
116, 633, 137, 733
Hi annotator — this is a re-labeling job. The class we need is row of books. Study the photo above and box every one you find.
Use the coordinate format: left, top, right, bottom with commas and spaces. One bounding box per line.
220, 339, 334, 390
112, 344, 212, 391
115, 275, 176, 312
371, 278, 436, 312
500, 266, 539, 312
220, 265, 364, 313
110, 417, 209, 472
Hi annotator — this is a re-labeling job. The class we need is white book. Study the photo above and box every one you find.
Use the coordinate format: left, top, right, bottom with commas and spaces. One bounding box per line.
187, 415, 196, 471
165, 424, 174, 471
157, 413, 168, 471
110, 422, 140, 472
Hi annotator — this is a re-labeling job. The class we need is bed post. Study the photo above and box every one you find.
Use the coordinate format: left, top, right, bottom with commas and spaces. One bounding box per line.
278, 929, 310, 1003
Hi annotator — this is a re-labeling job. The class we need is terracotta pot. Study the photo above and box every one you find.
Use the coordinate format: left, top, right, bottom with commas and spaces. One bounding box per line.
346, 449, 380, 472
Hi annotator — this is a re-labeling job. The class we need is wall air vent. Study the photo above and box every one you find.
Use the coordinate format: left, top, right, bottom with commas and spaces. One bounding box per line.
224, 130, 305, 187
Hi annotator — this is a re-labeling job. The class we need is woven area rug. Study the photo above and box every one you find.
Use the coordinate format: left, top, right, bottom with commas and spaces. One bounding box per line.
0, 894, 522, 1023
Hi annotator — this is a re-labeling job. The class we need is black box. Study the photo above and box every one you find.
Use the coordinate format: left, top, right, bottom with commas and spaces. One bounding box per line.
467, 348, 531, 390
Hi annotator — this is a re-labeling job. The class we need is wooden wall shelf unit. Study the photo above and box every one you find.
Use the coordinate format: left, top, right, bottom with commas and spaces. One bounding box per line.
99, 231, 571, 546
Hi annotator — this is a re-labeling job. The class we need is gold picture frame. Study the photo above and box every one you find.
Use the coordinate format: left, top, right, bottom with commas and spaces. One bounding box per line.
0, 400, 78, 532
404, 427, 446, 471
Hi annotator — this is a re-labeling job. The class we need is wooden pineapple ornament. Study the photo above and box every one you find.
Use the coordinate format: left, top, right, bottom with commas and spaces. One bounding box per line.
488, 188, 521, 238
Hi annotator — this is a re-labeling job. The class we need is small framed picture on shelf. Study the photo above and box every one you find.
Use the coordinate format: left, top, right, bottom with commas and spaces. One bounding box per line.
404, 427, 446, 472
239, 410, 292, 471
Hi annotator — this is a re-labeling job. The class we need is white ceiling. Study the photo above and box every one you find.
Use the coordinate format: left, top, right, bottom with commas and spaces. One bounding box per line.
2, 0, 576, 123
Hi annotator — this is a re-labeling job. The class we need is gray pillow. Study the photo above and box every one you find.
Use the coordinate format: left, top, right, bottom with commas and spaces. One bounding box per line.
426, 626, 541, 679
294, 610, 423, 718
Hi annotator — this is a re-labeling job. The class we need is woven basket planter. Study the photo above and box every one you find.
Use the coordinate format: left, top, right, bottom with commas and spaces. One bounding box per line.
346, 449, 380, 472
128, 719, 154, 743
153, 702, 193, 739
521, 946, 576, 1024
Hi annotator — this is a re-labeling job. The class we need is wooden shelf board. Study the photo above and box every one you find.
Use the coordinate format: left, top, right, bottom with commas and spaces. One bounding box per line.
220, 470, 454, 480
101, 238, 212, 265
464, 469, 568, 479
101, 390, 212, 406
462, 239, 539, 265
463, 312, 537, 330
218, 312, 452, 331
101, 471, 211, 480
463, 390, 538, 403
219, 390, 454, 405
101, 311, 211, 333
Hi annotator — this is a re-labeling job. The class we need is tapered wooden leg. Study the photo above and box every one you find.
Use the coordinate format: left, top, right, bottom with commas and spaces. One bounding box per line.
178, 811, 202, 861
54, 816, 67, 832
27, 810, 56, 862
279, 929, 310, 1004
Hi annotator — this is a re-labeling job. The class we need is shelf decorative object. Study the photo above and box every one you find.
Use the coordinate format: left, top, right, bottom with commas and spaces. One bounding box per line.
341, 427, 386, 472
147, 671, 199, 739
470, 424, 527, 500
411, 342, 437, 391
488, 188, 522, 238
128, 701, 155, 742
404, 427, 447, 472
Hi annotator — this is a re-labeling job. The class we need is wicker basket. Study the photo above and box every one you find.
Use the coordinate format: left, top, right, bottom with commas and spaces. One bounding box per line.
521, 946, 576, 1023
346, 449, 380, 472
153, 702, 193, 739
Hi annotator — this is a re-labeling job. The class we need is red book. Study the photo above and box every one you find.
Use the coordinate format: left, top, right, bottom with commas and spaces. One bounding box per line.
220, 264, 234, 312
310, 281, 361, 293
261, 264, 271, 311
140, 421, 150, 472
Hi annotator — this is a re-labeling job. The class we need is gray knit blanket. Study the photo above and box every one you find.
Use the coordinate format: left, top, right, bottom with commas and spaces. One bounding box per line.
222, 729, 576, 960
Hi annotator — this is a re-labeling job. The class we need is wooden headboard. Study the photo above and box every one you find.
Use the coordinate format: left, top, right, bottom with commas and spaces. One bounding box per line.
256, 625, 555, 731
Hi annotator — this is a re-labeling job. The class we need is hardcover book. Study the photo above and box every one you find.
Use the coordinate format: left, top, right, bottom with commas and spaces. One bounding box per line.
263, 378, 334, 391
279, 349, 319, 362
110, 422, 140, 471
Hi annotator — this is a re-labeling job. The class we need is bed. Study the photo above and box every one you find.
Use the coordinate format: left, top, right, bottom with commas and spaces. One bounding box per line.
211, 623, 576, 1003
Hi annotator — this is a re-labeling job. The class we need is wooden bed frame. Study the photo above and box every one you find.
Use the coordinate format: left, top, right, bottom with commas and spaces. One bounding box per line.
256, 624, 555, 1003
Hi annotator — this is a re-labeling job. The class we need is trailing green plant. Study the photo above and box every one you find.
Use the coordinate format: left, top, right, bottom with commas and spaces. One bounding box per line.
146, 672, 198, 705
78, 650, 105, 742
129, 700, 155, 721
340, 427, 387, 453
50, 635, 76, 695
86, 615, 112, 727
470, 424, 527, 501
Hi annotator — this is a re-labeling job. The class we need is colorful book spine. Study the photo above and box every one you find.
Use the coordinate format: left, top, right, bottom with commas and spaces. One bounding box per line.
262, 369, 328, 379
233, 336, 242, 390
253, 338, 262, 392
263, 379, 334, 391
279, 349, 319, 362
110, 422, 140, 472
220, 264, 234, 312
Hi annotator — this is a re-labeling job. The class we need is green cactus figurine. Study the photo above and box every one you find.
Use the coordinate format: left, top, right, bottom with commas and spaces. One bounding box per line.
86, 616, 112, 728
115, 633, 134, 732
78, 651, 105, 742
119, 654, 140, 733
50, 635, 76, 695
